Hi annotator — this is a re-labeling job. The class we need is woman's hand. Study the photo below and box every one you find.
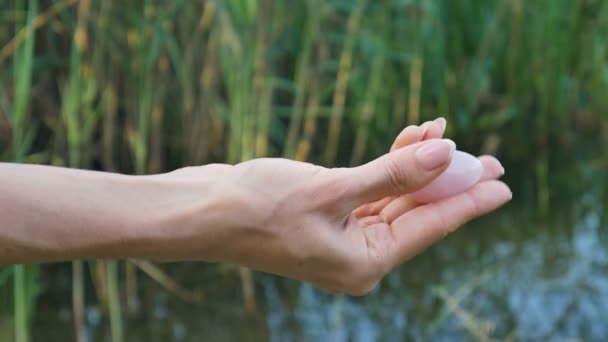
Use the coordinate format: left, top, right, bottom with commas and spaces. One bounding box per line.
0, 118, 510, 296
155, 119, 511, 295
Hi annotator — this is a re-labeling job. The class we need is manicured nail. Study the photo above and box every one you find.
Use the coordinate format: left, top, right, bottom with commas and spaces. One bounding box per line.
434, 117, 447, 132
420, 121, 431, 137
415, 139, 456, 170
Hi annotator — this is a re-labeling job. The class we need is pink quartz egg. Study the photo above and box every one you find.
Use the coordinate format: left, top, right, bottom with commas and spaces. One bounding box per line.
410, 150, 483, 203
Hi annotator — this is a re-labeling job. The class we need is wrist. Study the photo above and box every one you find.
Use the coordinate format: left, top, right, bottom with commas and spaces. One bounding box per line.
131, 165, 264, 263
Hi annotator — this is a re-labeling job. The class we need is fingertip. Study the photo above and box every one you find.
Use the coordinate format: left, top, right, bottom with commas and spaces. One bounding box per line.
420, 121, 431, 137
391, 125, 424, 151
469, 180, 513, 208
422, 121, 444, 140
478, 155, 505, 180
392, 119, 446, 152
497, 181, 513, 201
434, 117, 447, 133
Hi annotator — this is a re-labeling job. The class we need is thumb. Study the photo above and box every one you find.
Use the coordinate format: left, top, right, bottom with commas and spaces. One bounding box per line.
340, 139, 456, 208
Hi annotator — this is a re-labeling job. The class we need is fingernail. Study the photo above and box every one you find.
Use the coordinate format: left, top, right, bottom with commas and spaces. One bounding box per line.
434, 117, 447, 132
415, 139, 456, 170
420, 121, 431, 137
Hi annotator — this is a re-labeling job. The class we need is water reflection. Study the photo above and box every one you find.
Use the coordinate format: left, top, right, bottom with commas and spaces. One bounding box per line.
259, 195, 607, 341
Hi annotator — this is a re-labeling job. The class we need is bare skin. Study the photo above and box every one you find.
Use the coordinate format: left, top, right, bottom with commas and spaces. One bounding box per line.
0, 118, 511, 295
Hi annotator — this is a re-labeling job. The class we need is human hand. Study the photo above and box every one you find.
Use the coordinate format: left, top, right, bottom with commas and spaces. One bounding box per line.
354, 117, 506, 228
155, 119, 511, 295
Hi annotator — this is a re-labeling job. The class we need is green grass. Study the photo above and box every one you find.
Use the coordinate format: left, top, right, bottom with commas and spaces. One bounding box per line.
0, 0, 607, 338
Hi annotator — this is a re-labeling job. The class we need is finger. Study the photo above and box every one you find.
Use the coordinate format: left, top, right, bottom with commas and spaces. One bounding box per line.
357, 118, 448, 218
377, 155, 506, 223
478, 155, 505, 181
422, 117, 446, 140
387, 180, 512, 266
390, 125, 425, 152
390, 118, 446, 152
353, 196, 395, 218
377, 195, 418, 224
340, 139, 456, 208
435, 117, 447, 133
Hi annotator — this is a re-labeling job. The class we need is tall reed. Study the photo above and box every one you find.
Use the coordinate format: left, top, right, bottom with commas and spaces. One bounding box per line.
61, 0, 96, 339
283, 0, 325, 158
350, 5, 388, 166
10, 1, 38, 341
215, 0, 262, 313
325, 0, 366, 165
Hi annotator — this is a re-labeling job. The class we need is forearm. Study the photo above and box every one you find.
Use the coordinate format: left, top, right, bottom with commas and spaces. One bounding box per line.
0, 163, 244, 264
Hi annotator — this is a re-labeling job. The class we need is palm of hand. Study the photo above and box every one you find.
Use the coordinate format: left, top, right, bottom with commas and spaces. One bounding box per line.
230, 119, 509, 295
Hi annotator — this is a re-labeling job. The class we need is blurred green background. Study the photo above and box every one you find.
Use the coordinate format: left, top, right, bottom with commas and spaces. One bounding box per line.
1, 0, 607, 341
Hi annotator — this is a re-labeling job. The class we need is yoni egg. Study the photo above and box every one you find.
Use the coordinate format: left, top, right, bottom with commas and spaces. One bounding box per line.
410, 150, 483, 203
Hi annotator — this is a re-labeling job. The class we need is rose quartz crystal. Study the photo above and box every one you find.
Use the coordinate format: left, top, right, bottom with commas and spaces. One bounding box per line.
410, 150, 483, 203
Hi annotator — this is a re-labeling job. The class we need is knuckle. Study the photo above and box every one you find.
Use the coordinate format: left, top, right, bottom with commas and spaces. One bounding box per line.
430, 208, 450, 238
463, 190, 482, 218
426, 206, 455, 242
383, 157, 410, 194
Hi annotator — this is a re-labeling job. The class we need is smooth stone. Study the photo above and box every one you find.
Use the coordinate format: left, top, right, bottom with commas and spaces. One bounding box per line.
410, 150, 483, 203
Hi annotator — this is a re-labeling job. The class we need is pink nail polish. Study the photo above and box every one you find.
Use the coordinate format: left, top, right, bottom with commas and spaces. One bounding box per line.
415, 139, 455, 170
